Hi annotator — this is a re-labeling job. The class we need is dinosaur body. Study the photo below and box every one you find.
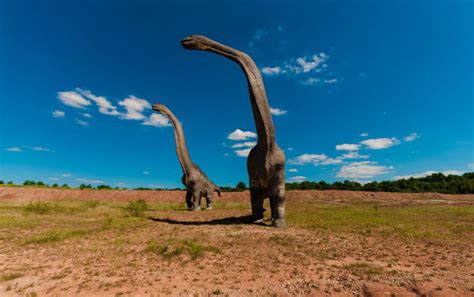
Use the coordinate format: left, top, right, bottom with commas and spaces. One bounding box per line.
152, 103, 221, 210
181, 35, 287, 227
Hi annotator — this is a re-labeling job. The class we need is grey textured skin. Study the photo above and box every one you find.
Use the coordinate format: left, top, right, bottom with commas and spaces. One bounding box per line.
181, 35, 287, 228
152, 103, 221, 210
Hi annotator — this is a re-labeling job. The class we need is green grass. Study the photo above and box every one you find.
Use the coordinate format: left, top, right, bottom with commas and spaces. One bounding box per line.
24, 201, 50, 214
124, 200, 149, 217
144, 239, 219, 260
1, 273, 22, 281
22, 229, 93, 244
287, 202, 474, 242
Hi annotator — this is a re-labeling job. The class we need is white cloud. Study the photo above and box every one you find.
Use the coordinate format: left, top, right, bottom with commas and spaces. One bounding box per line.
48, 177, 60, 181
118, 96, 151, 120
142, 171, 150, 175
262, 67, 282, 76
253, 28, 268, 40
324, 79, 338, 84
76, 178, 104, 184
235, 148, 252, 157
360, 138, 400, 150
404, 132, 419, 142
288, 168, 298, 172
289, 153, 341, 166
296, 54, 327, 73
299, 77, 320, 85
469, 163, 474, 170
75, 119, 89, 126
142, 113, 171, 127
339, 152, 369, 159
227, 129, 257, 141
25, 146, 51, 152
77, 88, 120, 116
277, 26, 285, 32
61, 173, 72, 177
58, 91, 91, 109
335, 144, 360, 151
270, 107, 287, 116
288, 176, 307, 182
287, 147, 294, 151
232, 141, 257, 148
337, 161, 393, 179
5, 147, 22, 152
52, 110, 65, 118
394, 170, 464, 180
224, 153, 229, 156
360, 132, 368, 137
81, 113, 92, 118
262, 53, 329, 77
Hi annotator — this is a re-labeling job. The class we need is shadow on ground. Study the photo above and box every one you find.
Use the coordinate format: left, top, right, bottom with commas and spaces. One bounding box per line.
148, 215, 269, 227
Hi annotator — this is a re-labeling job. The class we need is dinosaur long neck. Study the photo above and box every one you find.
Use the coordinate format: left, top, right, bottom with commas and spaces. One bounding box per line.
159, 107, 193, 176
203, 40, 275, 149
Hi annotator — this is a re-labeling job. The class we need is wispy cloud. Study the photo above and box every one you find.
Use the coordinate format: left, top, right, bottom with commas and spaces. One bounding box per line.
231, 142, 257, 148
76, 178, 104, 184
58, 91, 91, 109
339, 152, 369, 159
288, 168, 298, 172
253, 28, 268, 40
52, 110, 65, 118
25, 146, 51, 152
77, 88, 120, 116
48, 177, 60, 181
360, 132, 368, 137
262, 67, 282, 76
75, 119, 89, 126
393, 170, 464, 180
403, 132, 420, 142
360, 138, 400, 150
335, 144, 360, 151
288, 176, 307, 182
337, 161, 393, 179
262, 52, 329, 77
5, 147, 22, 152
270, 107, 287, 116
142, 171, 150, 175
61, 173, 72, 177
81, 113, 92, 118
142, 113, 171, 127
227, 129, 257, 141
289, 154, 342, 166
235, 148, 252, 157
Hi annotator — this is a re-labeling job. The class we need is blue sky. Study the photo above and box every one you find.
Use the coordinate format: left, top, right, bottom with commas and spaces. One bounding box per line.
1, 0, 473, 188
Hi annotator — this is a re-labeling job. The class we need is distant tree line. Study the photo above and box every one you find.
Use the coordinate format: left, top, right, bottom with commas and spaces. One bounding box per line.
285, 172, 474, 194
1, 173, 473, 194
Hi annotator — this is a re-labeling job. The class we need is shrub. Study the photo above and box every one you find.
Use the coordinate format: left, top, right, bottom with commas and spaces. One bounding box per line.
236, 181, 247, 191
124, 200, 148, 217
24, 201, 50, 215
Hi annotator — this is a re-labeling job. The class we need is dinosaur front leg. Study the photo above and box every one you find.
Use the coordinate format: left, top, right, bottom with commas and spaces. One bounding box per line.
192, 190, 201, 211
269, 173, 287, 228
249, 185, 265, 222
185, 191, 193, 210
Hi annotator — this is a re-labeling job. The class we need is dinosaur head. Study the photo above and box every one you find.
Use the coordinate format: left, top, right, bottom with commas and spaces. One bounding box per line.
152, 103, 165, 113
181, 35, 210, 50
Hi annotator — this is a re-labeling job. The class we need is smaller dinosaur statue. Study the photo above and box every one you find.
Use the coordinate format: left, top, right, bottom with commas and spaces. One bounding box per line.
152, 103, 221, 210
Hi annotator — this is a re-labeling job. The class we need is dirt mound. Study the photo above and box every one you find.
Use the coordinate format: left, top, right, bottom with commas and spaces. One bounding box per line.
1, 187, 473, 205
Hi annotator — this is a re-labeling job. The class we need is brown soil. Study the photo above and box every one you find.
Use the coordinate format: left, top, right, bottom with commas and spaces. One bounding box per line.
0, 187, 473, 296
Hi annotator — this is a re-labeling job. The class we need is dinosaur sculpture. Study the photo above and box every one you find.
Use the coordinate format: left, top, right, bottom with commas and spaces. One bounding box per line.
181, 35, 287, 228
152, 103, 221, 210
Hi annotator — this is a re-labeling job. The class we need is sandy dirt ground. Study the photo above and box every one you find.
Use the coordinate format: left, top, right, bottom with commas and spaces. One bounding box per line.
0, 187, 473, 296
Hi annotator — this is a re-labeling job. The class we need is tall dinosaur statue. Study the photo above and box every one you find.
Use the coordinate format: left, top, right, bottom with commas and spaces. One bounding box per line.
152, 103, 221, 210
181, 35, 287, 228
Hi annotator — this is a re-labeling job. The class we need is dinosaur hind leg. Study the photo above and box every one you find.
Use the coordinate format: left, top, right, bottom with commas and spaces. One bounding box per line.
192, 190, 201, 211
250, 185, 265, 222
269, 173, 287, 228
185, 191, 193, 210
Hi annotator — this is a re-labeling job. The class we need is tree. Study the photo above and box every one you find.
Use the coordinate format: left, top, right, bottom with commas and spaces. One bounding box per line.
236, 181, 246, 191
37, 181, 45, 186
62, 183, 69, 188
7, 181, 13, 185
52, 183, 58, 188
0, 180, 4, 185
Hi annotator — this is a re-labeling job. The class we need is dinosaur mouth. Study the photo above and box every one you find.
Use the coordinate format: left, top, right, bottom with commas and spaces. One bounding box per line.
181, 36, 196, 49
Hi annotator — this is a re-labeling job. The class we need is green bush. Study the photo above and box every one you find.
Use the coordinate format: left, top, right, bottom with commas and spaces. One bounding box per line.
24, 201, 50, 215
124, 200, 148, 217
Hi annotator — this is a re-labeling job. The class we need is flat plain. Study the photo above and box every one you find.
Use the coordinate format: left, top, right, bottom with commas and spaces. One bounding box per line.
0, 187, 473, 296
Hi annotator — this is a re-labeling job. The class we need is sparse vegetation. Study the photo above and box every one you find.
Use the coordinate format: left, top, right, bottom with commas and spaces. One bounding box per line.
1, 273, 22, 281
124, 200, 149, 217
24, 201, 50, 214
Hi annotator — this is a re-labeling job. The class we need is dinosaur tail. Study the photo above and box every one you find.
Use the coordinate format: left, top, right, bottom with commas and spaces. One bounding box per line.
215, 187, 221, 197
